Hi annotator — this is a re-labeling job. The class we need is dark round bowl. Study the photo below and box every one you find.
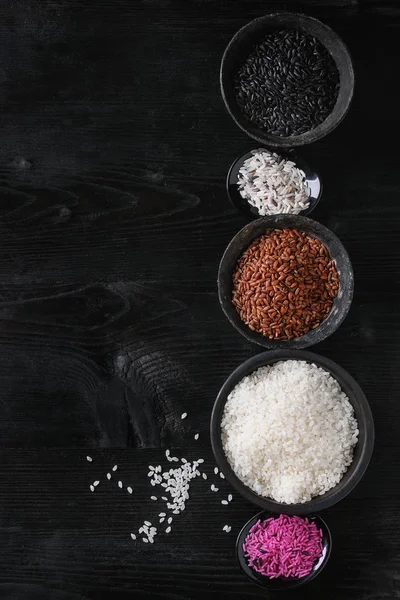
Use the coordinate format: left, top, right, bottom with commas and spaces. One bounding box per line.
218, 214, 353, 349
227, 148, 322, 219
220, 12, 354, 147
210, 350, 375, 514
237, 511, 332, 590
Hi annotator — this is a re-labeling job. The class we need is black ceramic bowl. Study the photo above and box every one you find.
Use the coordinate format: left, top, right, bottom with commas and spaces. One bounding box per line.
218, 214, 353, 349
220, 12, 354, 147
237, 511, 332, 590
227, 149, 322, 219
210, 350, 374, 514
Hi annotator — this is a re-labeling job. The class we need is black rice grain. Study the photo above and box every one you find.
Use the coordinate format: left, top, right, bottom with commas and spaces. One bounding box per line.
234, 29, 340, 137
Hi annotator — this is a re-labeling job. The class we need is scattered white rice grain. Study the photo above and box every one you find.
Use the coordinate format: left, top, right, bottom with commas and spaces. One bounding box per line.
93, 481, 100, 487
151, 496, 157, 501
86, 456, 92, 462
181, 458, 187, 463
214, 467, 218, 475
112, 465, 118, 472
166, 527, 171, 533
198, 459, 204, 464
168, 517, 173, 524
90, 485, 94, 492
143, 538, 148, 543
225, 526, 232, 533
107, 473, 111, 480
194, 433, 199, 440
181, 412, 187, 419
220, 472, 225, 479
228, 494, 233, 502
118, 481, 123, 488
130, 533, 136, 540
202, 473, 207, 480
127, 487, 133, 494
159, 513, 166, 517
159, 518, 165, 523
161, 496, 168, 501
144, 521, 151, 526
221, 500, 228, 505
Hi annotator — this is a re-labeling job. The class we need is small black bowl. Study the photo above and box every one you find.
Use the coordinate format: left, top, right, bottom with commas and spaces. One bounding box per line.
227, 149, 322, 219
236, 511, 332, 590
220, 12, 354, 147
210, 350, 374, 514
218, 214, 353, 349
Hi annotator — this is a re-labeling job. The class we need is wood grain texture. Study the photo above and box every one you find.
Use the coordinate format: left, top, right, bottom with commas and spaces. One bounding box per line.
0, 0, 398, 598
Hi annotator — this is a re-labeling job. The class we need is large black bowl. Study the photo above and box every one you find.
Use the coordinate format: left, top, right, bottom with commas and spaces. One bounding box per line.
236, 511, 332, 590
220, 12, 354, 147
210, 350, 375, 514
218, 214, 353, 349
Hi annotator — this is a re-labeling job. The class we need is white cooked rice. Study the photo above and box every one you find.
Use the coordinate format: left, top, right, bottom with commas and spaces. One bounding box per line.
221, 360, 359, 504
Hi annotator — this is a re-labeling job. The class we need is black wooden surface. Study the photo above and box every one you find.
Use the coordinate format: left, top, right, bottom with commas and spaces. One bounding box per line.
0, 1, 398, 598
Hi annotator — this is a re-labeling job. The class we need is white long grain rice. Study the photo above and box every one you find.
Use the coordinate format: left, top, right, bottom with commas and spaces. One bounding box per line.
237, 149, 311, 216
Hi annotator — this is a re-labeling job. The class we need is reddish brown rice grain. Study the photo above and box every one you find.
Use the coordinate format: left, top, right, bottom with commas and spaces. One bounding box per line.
232, 229, 339, 340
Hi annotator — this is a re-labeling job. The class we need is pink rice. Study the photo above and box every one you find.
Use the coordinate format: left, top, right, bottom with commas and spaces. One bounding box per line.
243, 514, 323, 579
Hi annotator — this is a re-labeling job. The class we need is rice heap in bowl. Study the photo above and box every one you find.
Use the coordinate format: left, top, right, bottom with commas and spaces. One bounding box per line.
221, 360, 359, 504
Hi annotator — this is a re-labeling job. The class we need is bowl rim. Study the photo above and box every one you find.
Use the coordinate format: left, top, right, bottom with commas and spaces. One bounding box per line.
236, 510, 332, 590
217, 214, 354, 349
210, 349, 375, 514
220, 11, 355, 148
226, 147, 323, 219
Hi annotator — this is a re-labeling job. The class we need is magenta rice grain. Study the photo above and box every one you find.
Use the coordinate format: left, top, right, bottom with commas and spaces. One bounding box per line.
243, 514, 323, 580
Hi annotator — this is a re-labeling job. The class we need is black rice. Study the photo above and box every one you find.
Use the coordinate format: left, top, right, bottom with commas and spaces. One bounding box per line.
234, 29, 340, 137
